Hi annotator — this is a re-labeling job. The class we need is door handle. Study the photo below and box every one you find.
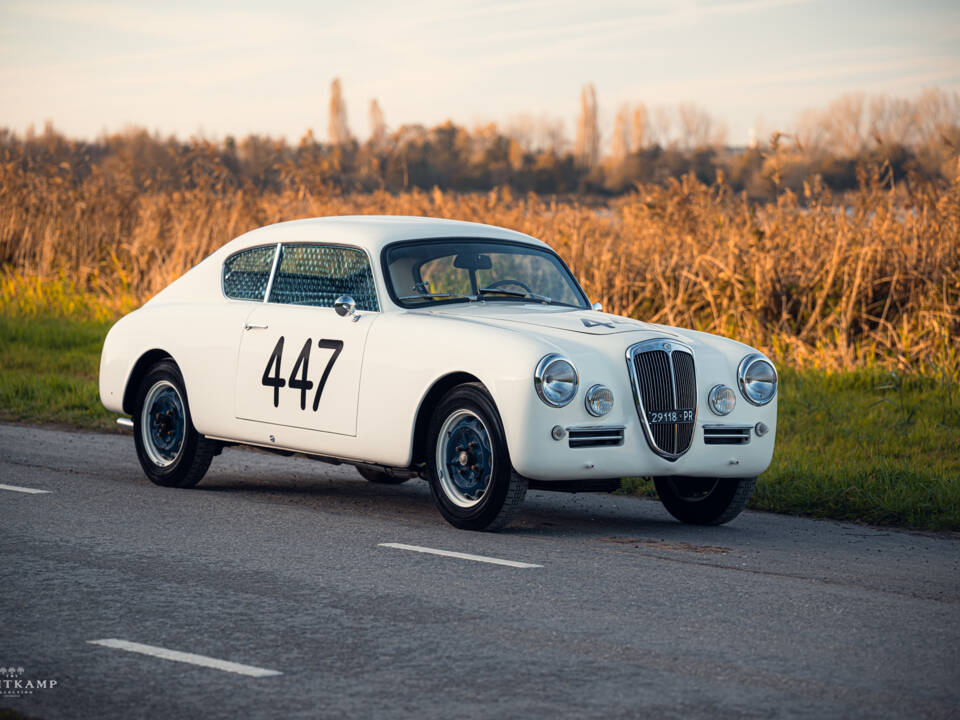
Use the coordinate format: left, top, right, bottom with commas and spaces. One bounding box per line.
244, 323, 269, 330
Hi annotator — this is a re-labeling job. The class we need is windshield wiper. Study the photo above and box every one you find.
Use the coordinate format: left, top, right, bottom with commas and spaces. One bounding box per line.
399, 292, 477, 302
478, 287, 553, 304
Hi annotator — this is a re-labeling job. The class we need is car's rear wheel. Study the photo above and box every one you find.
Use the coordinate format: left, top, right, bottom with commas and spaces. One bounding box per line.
654, 476, 756, 525
133, 359, 216, 488
426, 383, 527, 531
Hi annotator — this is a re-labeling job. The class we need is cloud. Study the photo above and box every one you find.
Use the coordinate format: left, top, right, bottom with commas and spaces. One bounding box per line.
4, 2, 309, 46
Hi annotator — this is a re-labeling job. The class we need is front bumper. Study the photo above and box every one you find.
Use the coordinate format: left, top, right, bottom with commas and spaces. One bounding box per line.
509, 414, 776, 481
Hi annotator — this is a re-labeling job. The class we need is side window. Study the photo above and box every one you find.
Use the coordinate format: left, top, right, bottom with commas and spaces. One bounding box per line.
269, 244, 379, 311
222, 245, 276, 301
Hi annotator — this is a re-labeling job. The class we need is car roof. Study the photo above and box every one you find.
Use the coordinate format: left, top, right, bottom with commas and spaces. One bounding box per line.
223, 215, 549, 257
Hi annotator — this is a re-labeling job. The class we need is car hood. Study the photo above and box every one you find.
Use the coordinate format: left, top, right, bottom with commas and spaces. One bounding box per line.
424, 304, 682, 337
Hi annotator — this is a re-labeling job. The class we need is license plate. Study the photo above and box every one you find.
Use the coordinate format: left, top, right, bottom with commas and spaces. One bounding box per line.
647, 409, 694, 424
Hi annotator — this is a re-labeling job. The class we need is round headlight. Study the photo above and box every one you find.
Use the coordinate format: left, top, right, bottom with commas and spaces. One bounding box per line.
708, 385, 736, 415
737, 354, 778, 406
585, 384, 614, 416
534, 354, 579, 407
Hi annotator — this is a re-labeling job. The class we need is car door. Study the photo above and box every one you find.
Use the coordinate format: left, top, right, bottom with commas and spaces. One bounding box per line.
234, 243, 380, 437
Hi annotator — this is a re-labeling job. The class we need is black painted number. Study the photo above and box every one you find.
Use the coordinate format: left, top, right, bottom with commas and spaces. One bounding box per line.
289, 339, 315, 410
261, 336, 286, 407
261, 336, 344, 412
313, 340, 344, 411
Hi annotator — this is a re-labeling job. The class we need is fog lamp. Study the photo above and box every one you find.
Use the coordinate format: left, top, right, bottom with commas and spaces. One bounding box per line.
585, 384, 614, 417
708, 385, 737, 416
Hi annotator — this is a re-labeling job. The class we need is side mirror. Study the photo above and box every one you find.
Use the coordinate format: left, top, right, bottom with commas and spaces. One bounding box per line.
591, 302, 603, 312
334, 295, 357, 318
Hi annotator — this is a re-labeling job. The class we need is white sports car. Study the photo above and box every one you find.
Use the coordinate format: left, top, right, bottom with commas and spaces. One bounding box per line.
100, 216, 778, 531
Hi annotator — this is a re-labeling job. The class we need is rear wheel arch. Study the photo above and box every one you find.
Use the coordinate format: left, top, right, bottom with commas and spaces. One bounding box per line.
122, 349, 174, 415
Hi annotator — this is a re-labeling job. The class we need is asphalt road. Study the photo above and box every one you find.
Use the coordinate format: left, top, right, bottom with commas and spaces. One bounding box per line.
1, 423, 958, 720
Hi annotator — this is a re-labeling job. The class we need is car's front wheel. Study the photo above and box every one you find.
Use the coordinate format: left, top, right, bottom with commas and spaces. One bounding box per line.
654, 476, 756, 525
133, 359, 217, 488
426, 383, 527, 531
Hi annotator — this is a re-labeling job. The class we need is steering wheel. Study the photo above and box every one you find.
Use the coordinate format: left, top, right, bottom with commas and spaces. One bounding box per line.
486, 278, 534, 294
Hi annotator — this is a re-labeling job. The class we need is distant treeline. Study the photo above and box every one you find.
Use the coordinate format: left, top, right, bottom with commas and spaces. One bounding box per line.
2, 89, 957, 200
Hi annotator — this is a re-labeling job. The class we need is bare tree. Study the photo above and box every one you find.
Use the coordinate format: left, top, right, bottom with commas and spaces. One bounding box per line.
868, 95, 916, 147
504, 114, 568, 153
630, 104, 648, 152
610, 103, 630, 160
328, 78, 351, 145
794, 107, 828, 155
709, 119, 728, 149
504, 114, 536, 151
574, 83, 599, 168
369, 99, 386, 148
538, 117, 568, 154
651, 106, 673, 148
823, 93, 866, 156
914, 88, 960, 147
676, 102, 713, 150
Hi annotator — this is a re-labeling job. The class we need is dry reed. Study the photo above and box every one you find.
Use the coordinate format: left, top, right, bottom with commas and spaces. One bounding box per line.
1, 157, 957, 374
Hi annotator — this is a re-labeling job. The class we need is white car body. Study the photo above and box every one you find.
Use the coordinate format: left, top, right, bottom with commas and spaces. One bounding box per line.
100, 216, 777, 526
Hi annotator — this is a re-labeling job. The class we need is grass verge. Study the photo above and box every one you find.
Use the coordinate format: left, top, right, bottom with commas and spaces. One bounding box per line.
2, 311, 958, 530
0, 313, 117, 429
623, 368, 960, 531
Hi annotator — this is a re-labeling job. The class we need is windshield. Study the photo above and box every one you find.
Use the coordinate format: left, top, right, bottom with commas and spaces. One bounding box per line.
383, 239, 589, 309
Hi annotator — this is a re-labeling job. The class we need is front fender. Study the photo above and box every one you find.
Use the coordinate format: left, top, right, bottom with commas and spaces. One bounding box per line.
356, 312, 553, 467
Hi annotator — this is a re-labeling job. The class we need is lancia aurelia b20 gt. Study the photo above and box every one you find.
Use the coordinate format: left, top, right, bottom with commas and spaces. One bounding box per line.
100, 217, 778, 531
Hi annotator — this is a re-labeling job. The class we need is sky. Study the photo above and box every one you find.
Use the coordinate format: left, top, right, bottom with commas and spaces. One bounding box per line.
1, 0, 958, 147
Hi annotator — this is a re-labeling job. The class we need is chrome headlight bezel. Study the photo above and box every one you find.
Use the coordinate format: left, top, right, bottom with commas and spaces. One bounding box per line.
737, 354, 778, 406
534, 354, 579, 408
584, 384, 614, 417
708, 384, 737, 416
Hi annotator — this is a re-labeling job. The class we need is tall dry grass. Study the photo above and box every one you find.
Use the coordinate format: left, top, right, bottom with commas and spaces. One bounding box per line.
1, 155, 958, 374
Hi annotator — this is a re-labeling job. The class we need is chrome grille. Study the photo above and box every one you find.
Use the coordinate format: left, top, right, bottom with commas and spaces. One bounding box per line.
627, 339, 698, 460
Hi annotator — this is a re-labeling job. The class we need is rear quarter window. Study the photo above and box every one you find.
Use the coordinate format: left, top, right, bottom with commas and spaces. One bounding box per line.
222, 246, 276, 301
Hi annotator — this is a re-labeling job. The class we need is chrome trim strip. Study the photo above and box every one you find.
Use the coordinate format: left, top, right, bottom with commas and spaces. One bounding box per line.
625, 338, 698, 461
262, 243, 282, 303
703, 424, 751, 445
566, 425, 625, 433
567, 424, 625, 448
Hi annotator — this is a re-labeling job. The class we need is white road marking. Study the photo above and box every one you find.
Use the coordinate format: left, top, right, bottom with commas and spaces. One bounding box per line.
378, 542, 543, 568
0, 483, 50, 494
87, 639, 282, 678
